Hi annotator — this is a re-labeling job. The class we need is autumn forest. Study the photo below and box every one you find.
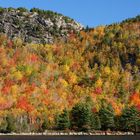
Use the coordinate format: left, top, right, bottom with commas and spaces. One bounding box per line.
0, 8, 140, 133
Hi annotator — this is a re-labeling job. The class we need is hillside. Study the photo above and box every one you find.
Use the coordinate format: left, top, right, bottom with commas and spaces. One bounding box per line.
0, 11, 140, 133
0, 7, 83, 44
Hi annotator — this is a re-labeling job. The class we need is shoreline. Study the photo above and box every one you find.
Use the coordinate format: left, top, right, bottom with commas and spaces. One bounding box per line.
0, 131, 135, 136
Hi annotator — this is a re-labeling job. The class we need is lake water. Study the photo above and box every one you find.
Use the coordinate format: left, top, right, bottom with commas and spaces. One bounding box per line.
0, 135, 139, 140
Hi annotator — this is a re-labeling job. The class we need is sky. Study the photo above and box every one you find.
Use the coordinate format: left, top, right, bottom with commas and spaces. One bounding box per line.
0, 0, 140, 27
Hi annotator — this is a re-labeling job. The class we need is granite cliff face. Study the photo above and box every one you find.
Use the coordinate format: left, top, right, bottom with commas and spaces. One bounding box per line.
0, 7, 84, 44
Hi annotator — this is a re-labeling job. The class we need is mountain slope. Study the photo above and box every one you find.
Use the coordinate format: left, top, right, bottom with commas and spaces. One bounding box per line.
0, 10, 140, 132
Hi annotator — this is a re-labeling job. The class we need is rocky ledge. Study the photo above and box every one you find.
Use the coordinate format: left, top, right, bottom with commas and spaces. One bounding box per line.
0, 7, 84, 44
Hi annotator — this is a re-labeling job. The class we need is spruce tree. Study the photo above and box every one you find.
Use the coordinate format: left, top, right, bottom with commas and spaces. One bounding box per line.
71, 102, 92, 131
99, 102, 115, 131
119, 106, 140, 132
90, 112, 101, 130
56, 109, 70, 130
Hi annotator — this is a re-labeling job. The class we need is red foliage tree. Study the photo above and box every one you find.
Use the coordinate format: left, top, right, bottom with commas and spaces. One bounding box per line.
16, 96, 33, 112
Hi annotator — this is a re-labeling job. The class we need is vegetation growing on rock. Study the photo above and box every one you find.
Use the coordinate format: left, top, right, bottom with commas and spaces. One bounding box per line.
0, 7, 83, 44
0, 10, 140, 133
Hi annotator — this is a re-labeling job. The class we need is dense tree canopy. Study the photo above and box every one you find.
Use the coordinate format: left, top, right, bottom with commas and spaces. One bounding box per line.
0, 15, 140, 132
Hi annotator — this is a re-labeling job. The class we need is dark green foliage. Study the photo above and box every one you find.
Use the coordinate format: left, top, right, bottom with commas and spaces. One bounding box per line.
0, 7, 4, 13
6, 114, 16, 133
30, 8, 42, 14
118, 85, 128, 100
41, 119, 48, 131
99, 102, 115, 131
85, 26, 90, 32
30, 8, 61, 18
17, 7, 28, 12
122, 15, 140, 24
71, 102, 92, 131
56, 109, 70, 130
90, 113, 101, 130
119, 106, 140, 132
8, 7, 15, 12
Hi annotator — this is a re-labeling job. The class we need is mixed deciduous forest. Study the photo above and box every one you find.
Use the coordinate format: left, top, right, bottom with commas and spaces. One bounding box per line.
0, 8, 140, 133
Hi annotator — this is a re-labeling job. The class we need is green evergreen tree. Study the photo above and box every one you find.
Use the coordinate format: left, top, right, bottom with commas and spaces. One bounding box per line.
90, 112, 101, 130
41, 118, 48, 132
56, 109, 70, 130
99, 102, 115, 131
114, 115, 121, 131
119, 106, 140, 132
71, 102, 92, 131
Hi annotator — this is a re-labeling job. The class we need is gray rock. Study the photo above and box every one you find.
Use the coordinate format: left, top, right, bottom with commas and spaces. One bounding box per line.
0, 8, 84, 44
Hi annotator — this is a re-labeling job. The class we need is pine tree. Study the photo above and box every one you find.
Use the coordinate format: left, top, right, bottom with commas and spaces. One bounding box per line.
114, 115, 121, 131
71, 102, 92, 131
56, 109, 70, 130
90, 112, 101, 130
99, 102, 115, 131
119, 106, 140, 132
41, 118, 48, 132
